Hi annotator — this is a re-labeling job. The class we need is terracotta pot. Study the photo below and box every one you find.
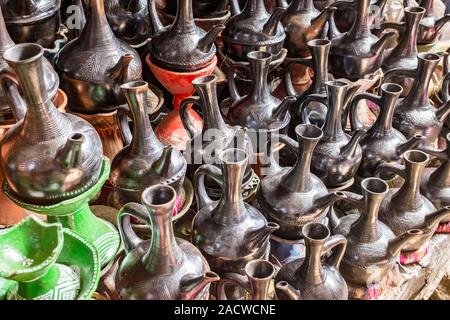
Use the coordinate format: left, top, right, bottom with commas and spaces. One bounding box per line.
146, 54, 218, 150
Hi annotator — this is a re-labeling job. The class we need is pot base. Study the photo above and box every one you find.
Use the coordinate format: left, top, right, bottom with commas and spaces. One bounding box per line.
3, 158, 121, 269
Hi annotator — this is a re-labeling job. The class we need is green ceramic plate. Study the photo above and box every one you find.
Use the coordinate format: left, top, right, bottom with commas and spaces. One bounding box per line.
1, 228, 100, 300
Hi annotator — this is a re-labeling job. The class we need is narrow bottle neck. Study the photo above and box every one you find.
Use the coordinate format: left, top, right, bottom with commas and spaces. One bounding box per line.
214, 162, 247, 223
394, 162, 425, 210
0, 7, 14, 52
81, 0, 117, 47
351, 193, 382, 242
296, 239, 324, 285
322, 96, 345, 139
303, 0, 315, 11
249, 59, 271, 101
143, 210, 182, 273
127, 91, 162, 155
395, 14, 420, 58
12, 57, 71, 141
172, 0, 196, 33
374, 94, 396, 133
283, 139, 316, 193
310, 47, 329, 94
405, 60, 435, 107
243, 0, 268, 15
196, 84, 229, 132
349, 0, 371, 38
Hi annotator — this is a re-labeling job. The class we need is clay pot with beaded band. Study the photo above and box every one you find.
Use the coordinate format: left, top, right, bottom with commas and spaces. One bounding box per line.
350, 83, 425, 179
328, 0, 395, 80
192, 148, 278, 275
329, 178, 425, 286
147, 0, 224, 72
116, 184, 219, 300
376, 150, 450, 251
109, 80, 186, 209
0, 43, 103, 205
55, 0, 142, 114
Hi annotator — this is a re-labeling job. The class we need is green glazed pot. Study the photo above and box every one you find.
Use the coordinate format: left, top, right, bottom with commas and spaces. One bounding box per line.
0, 216, 100, 300
3, 157, 121, 268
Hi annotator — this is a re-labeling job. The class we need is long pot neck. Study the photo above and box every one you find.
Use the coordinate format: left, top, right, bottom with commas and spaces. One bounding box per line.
214, 159, 248, 224
143, 203, 183, 273
373, 91, 397, 134
124, 87, 163, 155
248, 56, 272, 102
195, 80, 229, 132
283, 135, 319, 193
242, 0, 268, 16
0, 6, 14, 53
393, 160, 425, 211
350, 191, 383, 242
80, 0, 117, 48
348, 0, 371, 39
295, 237, 324, 285
404, 56, 437, 107
322, 85, 346, 139
172, 0, 196, 33
394, 9, 422, 58
310, 44, 329, 94
10, 52, 70, 141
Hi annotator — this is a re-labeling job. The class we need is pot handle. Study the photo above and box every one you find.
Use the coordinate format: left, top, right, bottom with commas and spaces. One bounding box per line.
323, 233, 347, 269
117, 202, 150, 253
180, 96, 202, 138
349, 92, 381, 131
284, 57, 313, 97
194, 164, 223, 209
227, 61, 249, 102
299, 93, 328, 125
0, 68, 27, 121
375, 162, 406, 179
379, 21, 405, 34
442, 72, 450, 102
116, 106, 133, 146
274, 133, 299, 156
216, 273, 251, 300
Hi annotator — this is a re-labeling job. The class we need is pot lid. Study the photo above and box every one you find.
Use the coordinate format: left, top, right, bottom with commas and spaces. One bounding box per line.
1, 0, 61, 24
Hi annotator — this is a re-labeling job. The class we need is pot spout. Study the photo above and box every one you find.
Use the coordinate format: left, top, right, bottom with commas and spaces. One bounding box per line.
263, 7, 285, 36
179, 271, 220, 300
340, 129, 364, 160
435, 14, 450, 33
387, 229, 424, 258
436, 100, 450, 123
424, 206, 450, 230
306, 191, 347, 217
396, 134, 424, 156
311, 6, 337, 37
197, 24, 225, 53
153, 145, 173, 177
272, 96, 296, 120
371, 31, 396, 57
275, 281, 300, 300
245, 222, 279, 251
107, 54, 134, 85
57, 133, 86, 169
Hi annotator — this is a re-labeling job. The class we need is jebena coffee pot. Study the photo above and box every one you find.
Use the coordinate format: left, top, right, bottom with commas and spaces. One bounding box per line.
116, 184, 219, 300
